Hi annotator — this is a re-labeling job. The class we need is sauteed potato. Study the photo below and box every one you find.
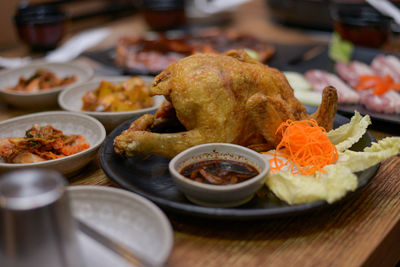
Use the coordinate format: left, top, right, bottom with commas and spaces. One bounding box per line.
81, 77, 154, 112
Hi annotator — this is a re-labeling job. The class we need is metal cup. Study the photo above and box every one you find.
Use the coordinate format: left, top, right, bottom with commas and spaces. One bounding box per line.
0, 169, 85, 267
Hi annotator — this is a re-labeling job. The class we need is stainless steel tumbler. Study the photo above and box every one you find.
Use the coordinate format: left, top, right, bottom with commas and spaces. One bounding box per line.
0, 169, 85, 267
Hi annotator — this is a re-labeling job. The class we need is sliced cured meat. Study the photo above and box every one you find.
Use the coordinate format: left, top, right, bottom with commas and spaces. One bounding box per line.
332, 54, 400, 114
335, 61, 376, 87
358, 89, 400, 114
371, 55, 400, 83
305, 70, 360, 104
384, 55, 400, 83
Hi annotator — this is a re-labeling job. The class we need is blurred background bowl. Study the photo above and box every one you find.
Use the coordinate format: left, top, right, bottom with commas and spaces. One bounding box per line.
14, 3, 67, 52
266, 0, 332, 30
142, 0, 186, 31
0, 62, 93, 109
265, 0, 400, 37
330, 1, 392, 48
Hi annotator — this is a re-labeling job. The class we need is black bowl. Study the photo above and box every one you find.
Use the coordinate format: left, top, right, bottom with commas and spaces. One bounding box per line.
142, 0, 186, 31
266, 0, 333, 30
14, 4, 67, 52
330, 2, 392, 48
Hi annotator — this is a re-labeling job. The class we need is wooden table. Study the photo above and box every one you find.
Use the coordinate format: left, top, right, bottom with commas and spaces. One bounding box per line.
1, 1, 400, 266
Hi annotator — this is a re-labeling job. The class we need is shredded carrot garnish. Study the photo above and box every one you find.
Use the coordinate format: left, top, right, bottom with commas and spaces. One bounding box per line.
263, 119, 338, 176
356, 75, 400, 95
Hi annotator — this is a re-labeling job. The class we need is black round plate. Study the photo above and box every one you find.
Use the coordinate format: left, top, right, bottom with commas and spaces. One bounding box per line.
100, 111, 379, 220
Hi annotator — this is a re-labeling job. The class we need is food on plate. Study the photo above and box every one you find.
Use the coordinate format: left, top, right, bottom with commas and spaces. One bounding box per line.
335, 54, 400, 114
115, 35, 201, 75
292, 91, 323, 107
81, 77, 154, 112
266, 119, 338, 176
305, 70, 360, 104
371, 55, 400, 83
283, 71, 312, 91
114, 50, 338, 158
357, 89, 400, 114
115, 29, 275, 74
263, 112, 400, 204
335, 60, 375, 87
265, 162, 358, 205
0, 124, 90, 163
327, 111, 371, 152
355, 75, 400, 95
185, 28, 275, 62
4, 69, 77, 92
283, 71, 321, 106
180, 159, 259, 185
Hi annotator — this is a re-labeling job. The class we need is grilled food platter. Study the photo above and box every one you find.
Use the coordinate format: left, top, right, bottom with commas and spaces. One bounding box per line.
100, 110, 379, 220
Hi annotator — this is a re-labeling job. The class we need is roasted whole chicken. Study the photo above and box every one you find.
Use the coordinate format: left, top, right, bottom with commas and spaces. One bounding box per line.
114, 50, 337, 158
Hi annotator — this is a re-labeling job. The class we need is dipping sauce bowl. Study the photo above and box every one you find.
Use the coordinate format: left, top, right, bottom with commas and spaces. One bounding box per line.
169, 143, 269, 208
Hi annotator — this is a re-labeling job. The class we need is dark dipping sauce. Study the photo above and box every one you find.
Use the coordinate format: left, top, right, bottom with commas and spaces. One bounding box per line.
180, 159, 259, 185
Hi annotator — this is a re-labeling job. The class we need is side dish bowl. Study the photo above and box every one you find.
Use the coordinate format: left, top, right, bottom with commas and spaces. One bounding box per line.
0, 111, 106, 176
169, 143, 269, 208
58, 76, 164, 131
0, 62, 93, 109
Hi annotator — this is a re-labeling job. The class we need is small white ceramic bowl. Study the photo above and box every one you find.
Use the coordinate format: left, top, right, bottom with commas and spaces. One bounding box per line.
0, 111, 106, 176
58, 76, 164, 131
169, 143, 269, 208
0, 62, 93, 109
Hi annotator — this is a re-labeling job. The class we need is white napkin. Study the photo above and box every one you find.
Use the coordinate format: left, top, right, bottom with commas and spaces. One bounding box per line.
0, 27, 110, 69
366, 0, 400, 25
193, 0, 250, 14
0, 56, 32, 69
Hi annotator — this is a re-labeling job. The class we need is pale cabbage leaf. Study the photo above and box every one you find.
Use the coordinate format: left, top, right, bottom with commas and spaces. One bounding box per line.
327, 111, 371, 152
337, 137, 400, 173
265, 165, 357, 204
265, 126, 400, 204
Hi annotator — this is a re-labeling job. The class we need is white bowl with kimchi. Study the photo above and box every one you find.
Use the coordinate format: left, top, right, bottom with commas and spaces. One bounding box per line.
58, 76, 164, 131
0, 62, 93, 109
0, 111, 106, 176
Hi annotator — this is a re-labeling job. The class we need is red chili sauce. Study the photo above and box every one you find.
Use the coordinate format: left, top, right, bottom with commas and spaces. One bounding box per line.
180, 159, 259, 185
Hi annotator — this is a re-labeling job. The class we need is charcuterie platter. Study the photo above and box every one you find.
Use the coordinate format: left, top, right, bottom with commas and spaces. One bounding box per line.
270, 45, 400, 130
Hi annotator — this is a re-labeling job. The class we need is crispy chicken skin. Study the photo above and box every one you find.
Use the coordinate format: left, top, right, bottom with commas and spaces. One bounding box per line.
114, 50, 337, 158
